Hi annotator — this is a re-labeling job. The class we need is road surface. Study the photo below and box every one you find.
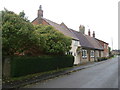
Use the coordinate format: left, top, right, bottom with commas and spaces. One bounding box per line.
24, 57, 118, 88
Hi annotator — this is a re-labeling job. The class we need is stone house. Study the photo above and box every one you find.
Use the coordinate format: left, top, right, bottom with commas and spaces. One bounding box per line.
32, 5, 109, 65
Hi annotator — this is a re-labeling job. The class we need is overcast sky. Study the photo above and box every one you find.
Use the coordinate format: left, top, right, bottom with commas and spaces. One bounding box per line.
1, 0, 119, 50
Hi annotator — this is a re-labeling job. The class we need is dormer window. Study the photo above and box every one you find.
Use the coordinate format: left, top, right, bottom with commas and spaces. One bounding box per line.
74, 40, 78, 46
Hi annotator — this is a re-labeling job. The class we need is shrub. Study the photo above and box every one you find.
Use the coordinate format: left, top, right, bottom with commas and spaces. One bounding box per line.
11, 55, 74, 77
109, 54, 114, 58
2, 9, 37, 56
97, 57, 108, 61
34, 25, 72, 55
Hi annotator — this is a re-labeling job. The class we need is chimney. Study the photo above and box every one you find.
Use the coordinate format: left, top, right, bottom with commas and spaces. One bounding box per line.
88, 29, 91, 36
38, 5, 43, 24
38, 5, 43, 17
79, 25, 85, 34
93, 31, 95, 37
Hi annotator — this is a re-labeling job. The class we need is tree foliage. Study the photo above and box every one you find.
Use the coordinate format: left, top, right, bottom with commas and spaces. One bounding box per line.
19, 10, 25, 18
2, 9, 36, 56
2, 9, 72, 56
34, 25, 72, 55
19, 10, 29, 22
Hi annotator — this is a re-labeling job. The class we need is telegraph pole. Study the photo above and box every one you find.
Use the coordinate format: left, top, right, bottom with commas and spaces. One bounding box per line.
111, 37, 113, 51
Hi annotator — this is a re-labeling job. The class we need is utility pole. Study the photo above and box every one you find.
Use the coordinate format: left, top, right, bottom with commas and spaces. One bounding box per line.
111, 37, 113, 51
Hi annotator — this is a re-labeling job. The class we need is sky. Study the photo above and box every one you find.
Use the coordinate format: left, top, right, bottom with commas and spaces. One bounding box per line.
1, 0, 119, 50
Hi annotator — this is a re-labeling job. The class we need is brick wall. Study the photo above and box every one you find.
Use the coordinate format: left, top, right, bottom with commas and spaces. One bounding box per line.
32, 18, 49, 25
97, 40, 109, 57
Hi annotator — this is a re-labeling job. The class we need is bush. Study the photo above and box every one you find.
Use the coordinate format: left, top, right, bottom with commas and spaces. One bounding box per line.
97, 57, 108, 61
109, 54, 114, 58
34, 25, 72, 55
2, 9, 36, 56
11, 55, 74, 77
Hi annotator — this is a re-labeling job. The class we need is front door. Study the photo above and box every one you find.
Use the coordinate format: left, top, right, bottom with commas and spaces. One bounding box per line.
88, 50, 90, 61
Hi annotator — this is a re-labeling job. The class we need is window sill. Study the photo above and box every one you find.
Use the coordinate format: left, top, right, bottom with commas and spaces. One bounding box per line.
82, 57, 87, 59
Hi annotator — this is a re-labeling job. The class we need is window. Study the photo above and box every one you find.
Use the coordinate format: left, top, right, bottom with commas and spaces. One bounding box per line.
91, 50, 94, 57
107, 45, 108, 49
104, 44, 106, 49
82, 50, 87, 58
67, 51, 73, 55
74, 40, 78, 46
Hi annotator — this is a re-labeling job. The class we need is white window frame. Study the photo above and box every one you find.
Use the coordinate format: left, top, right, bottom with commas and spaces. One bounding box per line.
82, 49, 87, 58
74, 40, 78, 46
104, 44, 106, 49
90, 50, 94, 57
67, 51, 73, 55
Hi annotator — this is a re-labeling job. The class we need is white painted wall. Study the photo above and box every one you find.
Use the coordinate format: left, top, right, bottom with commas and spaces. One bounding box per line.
70, 40, 80, 65
70, 40, 106, 65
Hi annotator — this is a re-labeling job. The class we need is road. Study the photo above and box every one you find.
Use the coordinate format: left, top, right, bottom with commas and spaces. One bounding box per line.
25, 57, 118, 88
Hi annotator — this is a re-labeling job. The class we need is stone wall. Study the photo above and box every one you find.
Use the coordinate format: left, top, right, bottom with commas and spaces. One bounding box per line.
3, 57, 11, 77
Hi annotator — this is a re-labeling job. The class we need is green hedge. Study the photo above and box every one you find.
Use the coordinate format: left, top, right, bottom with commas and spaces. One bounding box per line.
11, 55, 74, 77
97, 57, 108, 61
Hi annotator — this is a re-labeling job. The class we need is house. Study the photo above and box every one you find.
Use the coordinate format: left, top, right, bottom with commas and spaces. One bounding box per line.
111, 50, 120, 55
95, 38, 109, 57
32, 5, 109, 65
69, 28, 104, 64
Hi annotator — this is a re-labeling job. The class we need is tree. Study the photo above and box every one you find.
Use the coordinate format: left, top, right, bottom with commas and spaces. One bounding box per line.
2, 9, 72, 56
2, 9, 36, 56
34, 25, 72, 55
19, 10, 29, 22
19, 10, 25, 18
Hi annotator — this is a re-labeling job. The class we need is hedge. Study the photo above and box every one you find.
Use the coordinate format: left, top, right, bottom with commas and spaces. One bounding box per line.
11, 55, 74, 77
97, 57, 108, 61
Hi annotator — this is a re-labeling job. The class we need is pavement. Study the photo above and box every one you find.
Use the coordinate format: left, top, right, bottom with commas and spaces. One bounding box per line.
2, 58, 114, 89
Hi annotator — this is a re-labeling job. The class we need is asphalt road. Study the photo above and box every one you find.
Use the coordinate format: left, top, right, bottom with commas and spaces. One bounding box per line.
25, 57, 118, 88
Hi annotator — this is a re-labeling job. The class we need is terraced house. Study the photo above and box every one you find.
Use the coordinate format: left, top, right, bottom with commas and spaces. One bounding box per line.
32, 5, 109, 65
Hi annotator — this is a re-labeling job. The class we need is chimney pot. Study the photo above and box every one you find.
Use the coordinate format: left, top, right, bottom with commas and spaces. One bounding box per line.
93, 31, 95, 37
38, 5, 43, 18
88, 29, 91, 36
79, 25, 85, 34
38, 5, 43, 24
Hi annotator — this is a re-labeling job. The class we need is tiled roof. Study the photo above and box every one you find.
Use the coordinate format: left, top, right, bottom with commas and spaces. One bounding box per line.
95, 38, 108, 45
32, 17, 104, 50
70, 29, 103, 50
70, 29, 93, 48
85, 35, 103, 50
43, 18, 79, 40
